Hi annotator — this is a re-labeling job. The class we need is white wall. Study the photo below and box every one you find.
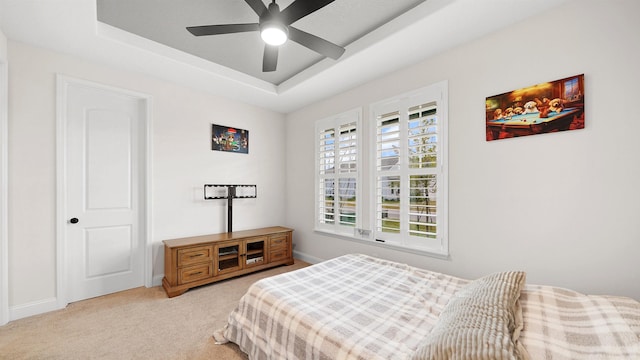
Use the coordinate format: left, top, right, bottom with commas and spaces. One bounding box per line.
0, 29, 5, 59
286, 0, 640, 300
0, 28, 9, 325
7, 41, 286, 310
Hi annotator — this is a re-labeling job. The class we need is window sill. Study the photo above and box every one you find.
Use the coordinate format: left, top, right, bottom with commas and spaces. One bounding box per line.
313, 228, 450, 260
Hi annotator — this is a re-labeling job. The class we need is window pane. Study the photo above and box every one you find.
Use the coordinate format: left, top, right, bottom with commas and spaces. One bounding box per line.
377, 175, 400, 234
338, 122, 357, 174
338, 178, 356, 226
377, 113, 400, 171
319, 178, 335, 224
409, 174, 437, 238
315, 110, 360, 232
318, 128, 335, 174
408, 104, 437, 169
564, 77, 579, 99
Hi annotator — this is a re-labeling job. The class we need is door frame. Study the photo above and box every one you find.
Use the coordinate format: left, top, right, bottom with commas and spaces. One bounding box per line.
1, 57, 9, 325
55, 74, 153, 308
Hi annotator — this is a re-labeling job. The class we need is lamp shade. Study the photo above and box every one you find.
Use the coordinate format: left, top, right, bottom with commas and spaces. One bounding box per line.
260, 22, 288, 46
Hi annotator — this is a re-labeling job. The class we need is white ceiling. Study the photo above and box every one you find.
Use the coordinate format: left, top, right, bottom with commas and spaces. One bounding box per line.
0, 0, 568, 114
96, 0, 427, 86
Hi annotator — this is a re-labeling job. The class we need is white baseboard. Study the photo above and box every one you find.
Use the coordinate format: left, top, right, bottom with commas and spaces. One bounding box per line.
152, 274, 164, 287
293, 250, 324, 265
10, 297, 63, 322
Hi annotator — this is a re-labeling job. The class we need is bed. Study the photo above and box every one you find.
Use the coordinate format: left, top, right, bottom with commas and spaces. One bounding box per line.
214, 254, 640, 359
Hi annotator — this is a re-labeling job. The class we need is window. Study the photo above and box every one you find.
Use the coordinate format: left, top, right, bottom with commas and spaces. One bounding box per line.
314, 81, 447, 257
315, 109, 361, 235
564, 77, 579, 99
371, 82, 447, 255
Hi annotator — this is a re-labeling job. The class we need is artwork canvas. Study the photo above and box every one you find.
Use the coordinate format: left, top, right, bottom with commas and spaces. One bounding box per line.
486, 74, 585, 141
212, 124, 249, 153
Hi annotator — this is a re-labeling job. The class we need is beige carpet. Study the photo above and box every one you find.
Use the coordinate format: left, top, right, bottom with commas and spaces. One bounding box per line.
0, 260, 309, 359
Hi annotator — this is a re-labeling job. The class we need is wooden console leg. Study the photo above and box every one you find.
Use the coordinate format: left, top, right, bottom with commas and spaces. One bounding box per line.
162, 278, 187, 298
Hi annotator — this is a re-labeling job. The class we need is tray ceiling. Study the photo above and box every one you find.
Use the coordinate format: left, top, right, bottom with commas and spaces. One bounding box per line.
97, 0, 426, 86
0, 0, 568, 113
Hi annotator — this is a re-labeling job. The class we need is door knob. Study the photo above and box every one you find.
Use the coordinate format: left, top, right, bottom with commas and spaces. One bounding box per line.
69, 218, 79, 224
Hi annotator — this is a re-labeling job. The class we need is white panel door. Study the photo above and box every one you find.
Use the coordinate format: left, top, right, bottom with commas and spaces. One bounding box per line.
65, 82, 144, 303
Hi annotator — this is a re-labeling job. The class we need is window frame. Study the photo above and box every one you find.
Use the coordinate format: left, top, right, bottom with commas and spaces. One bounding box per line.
370, 81, 448, 256
313, 81, 448, 258
314, 108, 362, 236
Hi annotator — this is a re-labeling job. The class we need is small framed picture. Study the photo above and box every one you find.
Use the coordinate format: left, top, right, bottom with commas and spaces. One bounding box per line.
211, 124, 249, 154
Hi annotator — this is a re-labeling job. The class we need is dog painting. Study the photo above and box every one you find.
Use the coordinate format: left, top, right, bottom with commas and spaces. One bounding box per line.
485, 74, 585, 141
212, 124, 249, 153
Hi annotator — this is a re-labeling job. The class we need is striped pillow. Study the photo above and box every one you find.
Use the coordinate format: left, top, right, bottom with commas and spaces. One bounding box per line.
412, 271, 528, 360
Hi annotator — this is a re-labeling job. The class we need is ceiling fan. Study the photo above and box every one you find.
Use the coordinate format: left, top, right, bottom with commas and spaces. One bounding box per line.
187, 0, 346, 72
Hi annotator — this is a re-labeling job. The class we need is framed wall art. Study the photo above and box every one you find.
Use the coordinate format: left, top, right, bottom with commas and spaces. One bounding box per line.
485, 74, 585, 141
211, 124, 249, 154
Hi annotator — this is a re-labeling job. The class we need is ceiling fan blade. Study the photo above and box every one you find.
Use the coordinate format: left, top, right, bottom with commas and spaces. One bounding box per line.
288, 27, 345, 60
263, 45, 279, 72
244, 0, 268, 17
280, 0, 335, 25
187, 23, 259, 36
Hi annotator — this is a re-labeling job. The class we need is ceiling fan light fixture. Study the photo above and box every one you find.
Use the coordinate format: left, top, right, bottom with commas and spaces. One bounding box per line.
260, 22, 288, 46
187, 0, 345, 72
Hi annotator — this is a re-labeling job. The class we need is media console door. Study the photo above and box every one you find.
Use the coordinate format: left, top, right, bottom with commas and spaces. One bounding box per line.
162, 227, 293, 297
215, 240, 242, 275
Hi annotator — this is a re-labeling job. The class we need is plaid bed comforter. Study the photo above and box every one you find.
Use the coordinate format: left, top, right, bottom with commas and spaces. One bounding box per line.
520, 284, 640, 359
219, 254, 640, 359
220, 254, 468, 360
